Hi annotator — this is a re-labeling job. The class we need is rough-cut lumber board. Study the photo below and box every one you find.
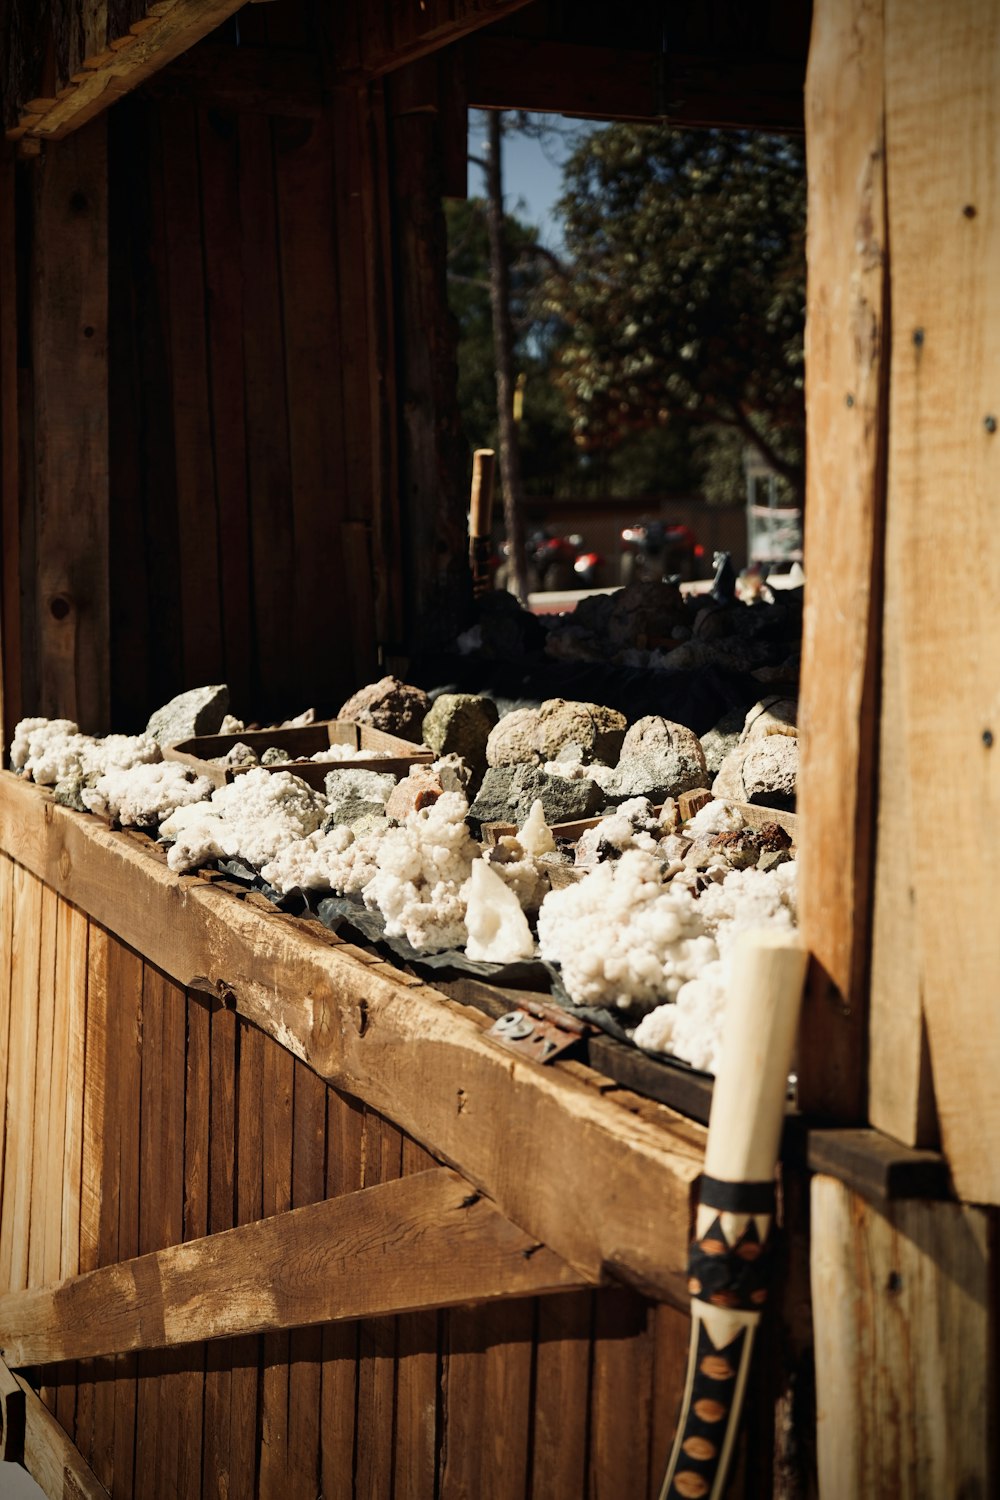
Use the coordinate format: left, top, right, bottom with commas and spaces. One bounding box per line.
0, 776, 706, 1299
0, 859, 13, 1262
589, 1290, 654, 1498
258, 1036, 294, 1493
57, 902, 88, 1284
465, 37, 805, 129
32, 121, 110, 732
28, 887, 59, 1292
796, 0, 887, 1119
10, 1, 247, 142
0, 1168, 588, 1367
334, 0, 535, 79
0, 865, 42, 1295
440, 1297, 534, 1500
2, 1358, 109, 1499
202, 1003, 237, 1499
355, 1110, 403, 1499
228, 1018, 264, 1500
882, 0, 1000, 1201
287, 1061, 327, 1495
109, 940, 143, 1495
175, 991, 209, 1493
394, 1134, 440, 1500
530, 1291, 593, 1500
320, 1087, 364, 1498
146, 43, 324, 115
810, 1175, 993, 1496
0, 145, 20, 743
807, 1128, 949, 1203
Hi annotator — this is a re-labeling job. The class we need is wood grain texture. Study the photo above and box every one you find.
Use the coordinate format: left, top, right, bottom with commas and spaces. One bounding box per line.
0, 145, 20, 743
28, 887, 59, 1293
811, 1174, 993, 1497
4, 1357, 109, 1500
0, 776, 705, 1300
31, 119, 110, 732
882, 0, 1000, 1200
797, 0, 887, 1119
531, 1291, 593, 1500
440, 1297, 534, 1500
258, 1035, 293, 1498
320, 1087, 364, 1500
0, 864, 42, 1295
11, 0, 246, 142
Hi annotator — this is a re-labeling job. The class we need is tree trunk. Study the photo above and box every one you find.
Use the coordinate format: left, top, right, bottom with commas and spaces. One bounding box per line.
484, 111, 529, 603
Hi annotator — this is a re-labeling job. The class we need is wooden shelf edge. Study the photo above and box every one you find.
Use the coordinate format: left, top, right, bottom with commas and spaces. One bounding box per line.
807, 1127, 950, 1204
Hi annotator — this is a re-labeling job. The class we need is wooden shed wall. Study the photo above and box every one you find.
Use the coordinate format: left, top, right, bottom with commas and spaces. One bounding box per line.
0, 846, 708, 1500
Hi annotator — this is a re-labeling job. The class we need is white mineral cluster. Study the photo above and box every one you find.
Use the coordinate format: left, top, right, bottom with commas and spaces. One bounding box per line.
9, 717, 163, 788
261, 822, 388, 896
82, 762, 213, 828
537, 846, 798, 1073
464, 858, 535, 963
483, 798, 561, 911
362, 790, 479, 952
161, 767, 326, 872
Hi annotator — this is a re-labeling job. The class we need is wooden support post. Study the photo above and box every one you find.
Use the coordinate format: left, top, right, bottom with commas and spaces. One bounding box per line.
796, 0, 888, 1119
32, 118, 110, 732
811, 1175, 994, 1496
878, 0, 1000, 1200
0, 144, 19, 746
0, 1168, 589, 1366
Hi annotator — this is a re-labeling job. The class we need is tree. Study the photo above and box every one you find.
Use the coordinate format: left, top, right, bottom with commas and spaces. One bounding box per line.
543, 124, 806, 498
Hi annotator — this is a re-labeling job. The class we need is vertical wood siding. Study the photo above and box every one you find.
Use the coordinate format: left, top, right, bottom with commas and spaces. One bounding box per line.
0, 850, 698, 1499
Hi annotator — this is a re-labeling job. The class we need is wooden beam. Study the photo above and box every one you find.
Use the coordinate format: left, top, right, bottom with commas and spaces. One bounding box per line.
0, 1168, 588, 1366
464, 37, 805, 130
881, 0, 1000, 1202
806, 1127, 949, 1203
8, 1, 247, 143
32, 119, 110, 732
796, 0, 887, 1119
810, 1176, 993, 1496
0, 1357, 108, 1498
0, 775, 706, 1302
334, 0, 536, 81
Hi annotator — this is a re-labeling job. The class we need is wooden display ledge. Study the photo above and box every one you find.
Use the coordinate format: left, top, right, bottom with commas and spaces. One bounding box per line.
0, 772, 705, 1305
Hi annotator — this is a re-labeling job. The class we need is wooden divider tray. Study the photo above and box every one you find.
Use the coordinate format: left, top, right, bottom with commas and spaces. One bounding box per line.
164, 719, 433, 789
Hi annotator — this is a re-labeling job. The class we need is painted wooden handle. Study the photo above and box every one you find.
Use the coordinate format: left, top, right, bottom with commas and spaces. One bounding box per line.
658, 931, 807, 1500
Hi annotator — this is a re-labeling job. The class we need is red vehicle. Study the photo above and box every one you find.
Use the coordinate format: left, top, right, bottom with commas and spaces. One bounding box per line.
620, 519, 704, 583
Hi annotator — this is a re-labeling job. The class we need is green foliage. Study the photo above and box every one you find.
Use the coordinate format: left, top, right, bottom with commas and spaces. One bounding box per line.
543, 124, 806, 494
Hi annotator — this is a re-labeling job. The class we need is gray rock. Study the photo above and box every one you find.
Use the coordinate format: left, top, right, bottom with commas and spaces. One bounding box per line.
53, 775, 89, 813
712, 736, 798, 811
469, 764, 604, 833
608, 716, 709, 804
486, 707, 542, 768
607, 580, 686, 651
337, 675, 430, 743
261, 745, 292, 765
700, 706, 747, 776
324, 768, 397, 829
146, 684, 230, 746
536, 698, 626, 766
421, 693, 498, 785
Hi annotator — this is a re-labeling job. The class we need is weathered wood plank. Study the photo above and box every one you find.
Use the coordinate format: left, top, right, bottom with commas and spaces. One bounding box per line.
0, 1169, 589, 1367
32, 120, 110, 733
11, 0, 247, 142
28, 888, 58, 1294
74, 920, 109, 1470
355, 1110, 403, 1500
807, 1127, 948, 1203
176, 991, 209, 1494
110, 939, 143, 1497
339, 0, 535, 78
0, 865, 42, 1295
0, 859, 13, 1290
797, 0, 887, 1119
0, 776, 705, 1299
202, 1003, 237, 1500
394, 1135, 440, 1500
0, 146, 20, 743
882, 0, 1000, 1200
159, 99, 224, 689
530, 1292, 593, 1500
440, 1297, 534, 1500
589, 1289, 654, 1498
811, 1174, 993, 1496
258, 1036, 294, 1497
229, 1019, 264, 1500
3, 1357, 109, 1500
320, 1087, 364, 1499
286, 1061, 328, 1496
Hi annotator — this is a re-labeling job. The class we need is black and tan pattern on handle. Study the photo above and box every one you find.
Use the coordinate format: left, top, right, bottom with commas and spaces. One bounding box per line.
658, 931, 807, 1500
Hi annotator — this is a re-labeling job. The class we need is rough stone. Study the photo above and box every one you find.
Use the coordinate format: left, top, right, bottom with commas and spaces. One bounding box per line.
337, 675, 430, 743
536, 698, 627, 766
486, 707, 543, 768
384, 764, 449, 822
324, 768, 397, 829
700, 706, 747, 776
421, 693, 499, 784
607, 580, 687, 651
608, 716, 709, 804
146, 684, 230, 746
53, 775, 89, 813
712, 736, 798, 811
469, 764, 604, 833
741, 697, 798, 743
261, 745, 292, 765
475, 589, 547, 658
